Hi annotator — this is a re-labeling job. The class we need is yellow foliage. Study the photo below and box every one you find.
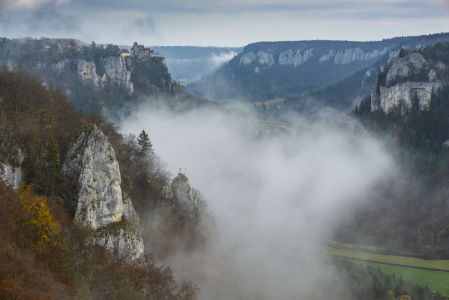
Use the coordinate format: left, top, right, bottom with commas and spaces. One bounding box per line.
18, 185, 65, 248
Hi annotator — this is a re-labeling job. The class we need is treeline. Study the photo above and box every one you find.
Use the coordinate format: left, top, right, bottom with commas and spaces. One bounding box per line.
332, 258, 446, 300
0, 66, 205, 298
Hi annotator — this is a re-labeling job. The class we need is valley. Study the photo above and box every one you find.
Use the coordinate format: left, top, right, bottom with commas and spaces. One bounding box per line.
1, 28, 449, 300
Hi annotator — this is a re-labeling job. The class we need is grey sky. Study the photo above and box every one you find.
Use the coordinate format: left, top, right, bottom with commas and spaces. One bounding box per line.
1, 0, 448, 46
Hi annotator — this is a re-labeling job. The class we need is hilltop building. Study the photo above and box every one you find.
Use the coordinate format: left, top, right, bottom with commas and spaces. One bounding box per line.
130, 42, 156, 58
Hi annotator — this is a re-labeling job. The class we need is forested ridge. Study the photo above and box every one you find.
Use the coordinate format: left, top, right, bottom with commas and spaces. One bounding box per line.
0, 66, 207, 299
346, 42, 449, 259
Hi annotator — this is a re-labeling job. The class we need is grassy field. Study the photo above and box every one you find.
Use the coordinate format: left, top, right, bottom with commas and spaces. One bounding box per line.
216, 99, 255, 113
356, 261, 449, 296
319, 246, 449, 271
317, 245, 449, 296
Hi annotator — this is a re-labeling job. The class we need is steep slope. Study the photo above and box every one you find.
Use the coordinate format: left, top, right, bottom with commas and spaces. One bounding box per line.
190, 33, 449, 105
61, 124, 144, 259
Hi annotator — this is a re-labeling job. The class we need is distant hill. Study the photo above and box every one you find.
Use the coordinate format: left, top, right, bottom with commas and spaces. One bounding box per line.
189, 33, 449, 110
151, 46, 243, 83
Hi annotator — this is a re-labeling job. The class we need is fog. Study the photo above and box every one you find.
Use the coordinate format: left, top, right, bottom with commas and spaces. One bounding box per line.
121, 105, 397, 299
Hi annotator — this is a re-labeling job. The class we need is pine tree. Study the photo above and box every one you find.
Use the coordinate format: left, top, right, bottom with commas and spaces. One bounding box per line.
137, 130, 153, 156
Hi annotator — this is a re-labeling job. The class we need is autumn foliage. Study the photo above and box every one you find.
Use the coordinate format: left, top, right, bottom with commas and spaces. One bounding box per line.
0, 66, 200, 299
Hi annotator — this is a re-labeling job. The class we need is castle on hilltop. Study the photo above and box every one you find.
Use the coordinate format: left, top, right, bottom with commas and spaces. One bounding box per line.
130, 42, 157, 58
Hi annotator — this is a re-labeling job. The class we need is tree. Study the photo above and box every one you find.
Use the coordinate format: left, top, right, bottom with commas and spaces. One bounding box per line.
137, 130, 153, 156
188, 188, 208, 224
399, 48, 409, 58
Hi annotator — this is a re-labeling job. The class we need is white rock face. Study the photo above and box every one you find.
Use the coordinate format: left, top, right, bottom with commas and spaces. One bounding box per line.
386, 53, 427, 86
257, 51, 275, 67
102, 57, 134, 95
372, 53, 442, 113
0, 163, 22, 189
171, 173, 193, 204
294, 50, 303, 67
0, 147, 24, 189
364, 47, 390, 61
279, 50, 295, 65
334, 48, 364, 64
78, 59, 102, 88
436, 61, 446, 70
319, 50, 335, 62
61, 125, 143, 259
372, 81, 442, 113
303, 48, 314, 63
239, 52, 257, 66
96, 221, 144, 261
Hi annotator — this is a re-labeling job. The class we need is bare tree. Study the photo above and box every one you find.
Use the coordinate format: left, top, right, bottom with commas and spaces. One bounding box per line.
188, 188, 208, 225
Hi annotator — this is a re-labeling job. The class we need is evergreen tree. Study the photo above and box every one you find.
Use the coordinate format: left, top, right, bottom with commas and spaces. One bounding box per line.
137, 130, 153, 156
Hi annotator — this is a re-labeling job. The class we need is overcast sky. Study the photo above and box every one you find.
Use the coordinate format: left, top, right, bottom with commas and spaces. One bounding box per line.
1, 0, 449, 47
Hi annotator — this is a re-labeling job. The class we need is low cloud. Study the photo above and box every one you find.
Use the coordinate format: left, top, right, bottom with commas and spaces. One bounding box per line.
26, 4, 81, 36
121, 104, 397, 299
1, 0, 69, 11
133, 15, 156, 34
208, 50, 237, 67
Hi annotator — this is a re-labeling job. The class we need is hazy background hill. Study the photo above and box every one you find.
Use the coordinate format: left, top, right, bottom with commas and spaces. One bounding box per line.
189, 33, 449, 110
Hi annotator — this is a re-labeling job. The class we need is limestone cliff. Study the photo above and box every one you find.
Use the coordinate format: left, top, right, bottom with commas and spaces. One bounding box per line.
0, 146, 24, 189
77, 59, 103, 88
77, 57, 134, 95
371, 53, 442, 113
61, 124, 144, 259
386, 53, 427, 86
0, 163, 23, 189
102, 57, 134, 95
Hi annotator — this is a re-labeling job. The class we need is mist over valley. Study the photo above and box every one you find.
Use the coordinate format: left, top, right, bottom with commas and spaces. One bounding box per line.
1, 1, 449, 298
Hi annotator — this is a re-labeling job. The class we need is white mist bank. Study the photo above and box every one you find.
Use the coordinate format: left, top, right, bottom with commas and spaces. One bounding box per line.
121, 106, 396, 299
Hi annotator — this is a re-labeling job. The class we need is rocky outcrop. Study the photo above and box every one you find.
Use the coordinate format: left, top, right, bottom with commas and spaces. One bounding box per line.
371, 53, 441, 113
239, 52, 257, 66
96, 219, 144, 261
0, 146, 24, 189
102, 57, 134, 95
171, 173, 193, 204
386, 53, 427, 86
334, 48, 364, 64
78, 57, 134, 95
0, 163, 22, 189
372, 81, 442, 113
78, 59, 102, 88
279, 50, 295, 65
257, 51, 274, 67
293, 50, 303, 67
436, 61, 446, 70
319, 50, 336, 62
61, 124, 143, 259
239, 51, 274, 67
